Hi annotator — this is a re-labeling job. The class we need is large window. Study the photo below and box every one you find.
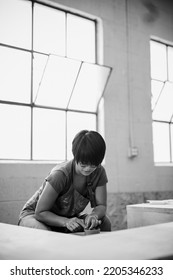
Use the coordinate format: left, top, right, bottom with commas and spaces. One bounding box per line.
150, 39, 173, 163
0, 0, 111, 161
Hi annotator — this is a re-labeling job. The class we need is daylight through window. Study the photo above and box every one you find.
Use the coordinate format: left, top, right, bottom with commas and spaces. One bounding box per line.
0, 0, 112, 161
150, 39, 173, 163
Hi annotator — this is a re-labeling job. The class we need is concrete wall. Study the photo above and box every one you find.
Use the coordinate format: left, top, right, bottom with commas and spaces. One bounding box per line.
1, 0, 173, 230
0, 163, 54, 225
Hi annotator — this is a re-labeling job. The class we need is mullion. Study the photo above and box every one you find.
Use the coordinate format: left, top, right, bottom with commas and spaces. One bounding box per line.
30, 1, 35, 160
170, 123, 173, 163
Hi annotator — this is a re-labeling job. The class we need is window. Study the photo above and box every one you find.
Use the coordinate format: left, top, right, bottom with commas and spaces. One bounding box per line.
150, 40, 173, 163
0, 0, 111, 161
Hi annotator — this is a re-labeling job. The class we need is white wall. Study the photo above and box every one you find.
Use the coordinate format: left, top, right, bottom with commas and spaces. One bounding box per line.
0, 163, 54, 224
1, 0, 173, 227
103, 0, 173, 193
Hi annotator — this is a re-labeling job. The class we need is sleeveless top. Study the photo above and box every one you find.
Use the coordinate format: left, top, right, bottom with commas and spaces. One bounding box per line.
18, 160, 108, 222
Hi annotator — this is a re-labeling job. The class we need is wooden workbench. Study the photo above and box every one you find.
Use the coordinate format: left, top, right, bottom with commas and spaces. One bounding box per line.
0, 222, 173, 259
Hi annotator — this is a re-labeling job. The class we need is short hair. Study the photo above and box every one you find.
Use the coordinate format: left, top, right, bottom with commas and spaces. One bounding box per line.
72, 130, 106, 166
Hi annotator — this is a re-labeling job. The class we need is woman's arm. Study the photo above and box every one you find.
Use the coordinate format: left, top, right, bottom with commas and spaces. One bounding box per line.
85, 184, 107, 229
92, 184, 107, 218
35, 182, 85, 231
35, 181, 68, 227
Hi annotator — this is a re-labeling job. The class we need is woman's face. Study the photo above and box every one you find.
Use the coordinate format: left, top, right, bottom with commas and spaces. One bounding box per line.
75, 162, 97, 176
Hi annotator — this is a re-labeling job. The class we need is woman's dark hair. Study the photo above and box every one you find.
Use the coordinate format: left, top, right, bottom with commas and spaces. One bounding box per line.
72, 130, 106, 166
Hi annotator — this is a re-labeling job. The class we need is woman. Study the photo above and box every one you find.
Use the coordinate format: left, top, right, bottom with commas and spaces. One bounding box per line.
18, 130, 111, 233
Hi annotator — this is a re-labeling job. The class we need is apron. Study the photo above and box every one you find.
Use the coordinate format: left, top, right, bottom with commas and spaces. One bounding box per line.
51, 177, 96, 218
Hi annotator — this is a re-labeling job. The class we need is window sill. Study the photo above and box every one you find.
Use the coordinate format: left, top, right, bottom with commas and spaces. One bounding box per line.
155, 162, 173, 167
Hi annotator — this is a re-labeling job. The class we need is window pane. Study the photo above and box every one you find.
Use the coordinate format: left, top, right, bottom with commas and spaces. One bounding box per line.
34, 4, 65, 56
150, 41, 167, 81
151, 80, 164, 111
33, 54, 81, 108
0, 0, 31, 49
33, 108, 66, 160
68, 63, 111, 112
33, 53, 48, 104
152, 122, 170, 162
67, 14, 96, 63
0, 104, 31, 159
0, 46, 31, 103
168, 46, 173, 82
67, 112, 96, 159
97, 98, 105, 137
152, 82, 173, 122
171, 124, 173, 162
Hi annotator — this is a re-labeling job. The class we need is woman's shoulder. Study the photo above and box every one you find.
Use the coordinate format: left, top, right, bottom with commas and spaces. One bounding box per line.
90, 164, 108, 187
96, 164, 106, 174
89, 164, 106, 179
50, 160, 73, 176
45, 160, 74, 194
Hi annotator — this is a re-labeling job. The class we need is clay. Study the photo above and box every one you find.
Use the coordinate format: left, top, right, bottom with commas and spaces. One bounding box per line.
84, 228, 100, 235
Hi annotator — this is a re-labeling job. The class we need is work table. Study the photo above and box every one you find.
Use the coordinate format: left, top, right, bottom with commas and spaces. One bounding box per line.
127, 202, 173, 228
0, 222, 173, 259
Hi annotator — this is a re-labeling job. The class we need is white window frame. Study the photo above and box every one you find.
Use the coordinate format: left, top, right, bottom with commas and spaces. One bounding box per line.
150, 38, 173, 164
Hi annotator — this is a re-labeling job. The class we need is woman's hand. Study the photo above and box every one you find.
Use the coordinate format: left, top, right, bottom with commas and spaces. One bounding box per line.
84, 214, 101, 230
65, 217, 85, 232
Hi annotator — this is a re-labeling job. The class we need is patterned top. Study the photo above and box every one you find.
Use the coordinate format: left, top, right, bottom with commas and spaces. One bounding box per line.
19, 160, 108, 222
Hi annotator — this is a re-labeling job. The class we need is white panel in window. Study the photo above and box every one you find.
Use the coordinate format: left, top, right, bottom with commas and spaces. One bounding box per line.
0, 47, 31, 103
33, 54, 81, 108
150, 41, 167, 81
68, 63, 111, 112
67, 112, 96, 160
97, 98, 105, 165
171, 124, 173, 162
97, 98, 105, 137
152, 122, 170, 163
0, 0, 31, 49
33, 108, 66, 160
151, 80, 164, 111
0, 104, 31, 159
34, 4, 66, 56
33, 53, 48, 103
152, 82, 173, 122
67, 14, 95, 63
168, 46, 173, 82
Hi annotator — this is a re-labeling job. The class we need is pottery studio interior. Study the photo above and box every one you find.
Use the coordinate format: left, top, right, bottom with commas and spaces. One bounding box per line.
0, 0, 173, 260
